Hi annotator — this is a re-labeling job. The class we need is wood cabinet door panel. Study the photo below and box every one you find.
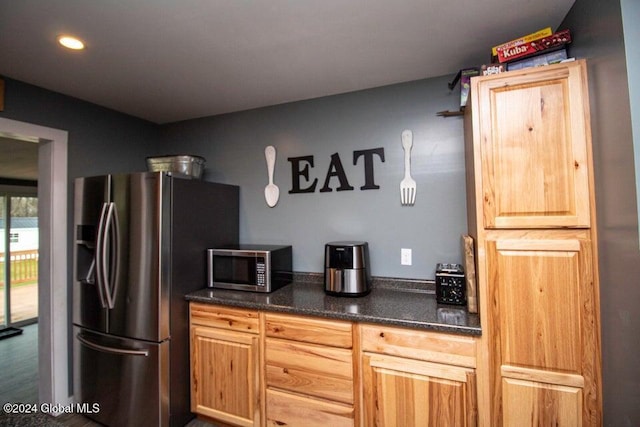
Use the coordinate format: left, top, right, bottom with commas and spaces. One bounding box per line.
266, 388, 354, 427
486, 230, 601, 425
362, 353, 475, 427
265, 338, 354, 403
190, 326, 259, 427
488, 234, 591, 373
476, 63, 591, 228
503, 378, 582, 426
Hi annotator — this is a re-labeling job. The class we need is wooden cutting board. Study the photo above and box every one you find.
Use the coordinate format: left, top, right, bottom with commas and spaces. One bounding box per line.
462, 235, 478, 314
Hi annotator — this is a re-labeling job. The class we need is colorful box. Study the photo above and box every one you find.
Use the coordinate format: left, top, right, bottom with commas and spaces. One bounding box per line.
481, 63, 505, 76
507, 49, 568, 71
460, 68, 479, 107
491, 27, 552, 57
497, 29, 572, 63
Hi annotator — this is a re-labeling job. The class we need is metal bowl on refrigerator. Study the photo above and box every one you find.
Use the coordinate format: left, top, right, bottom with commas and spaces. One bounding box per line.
146, 155, 206, 179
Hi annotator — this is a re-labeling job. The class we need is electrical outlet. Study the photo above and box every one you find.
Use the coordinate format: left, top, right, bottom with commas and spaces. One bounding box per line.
401, 248, 412, 266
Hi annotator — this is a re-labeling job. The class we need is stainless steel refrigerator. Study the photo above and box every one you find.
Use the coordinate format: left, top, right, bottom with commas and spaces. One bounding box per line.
72, 172, 239, 427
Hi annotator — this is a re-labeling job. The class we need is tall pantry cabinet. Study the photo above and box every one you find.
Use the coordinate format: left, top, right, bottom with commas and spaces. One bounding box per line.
464, 60, 602, 426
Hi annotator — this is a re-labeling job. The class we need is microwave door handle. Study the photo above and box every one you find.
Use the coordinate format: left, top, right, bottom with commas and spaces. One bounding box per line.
217, 250, 258, 258
95, 202, 109, 309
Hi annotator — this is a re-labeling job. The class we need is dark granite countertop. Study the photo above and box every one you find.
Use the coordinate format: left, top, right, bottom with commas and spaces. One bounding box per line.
186, 273, 481, 336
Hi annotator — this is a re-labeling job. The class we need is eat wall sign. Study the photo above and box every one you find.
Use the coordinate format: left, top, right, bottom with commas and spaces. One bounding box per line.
288, 148, 385, 193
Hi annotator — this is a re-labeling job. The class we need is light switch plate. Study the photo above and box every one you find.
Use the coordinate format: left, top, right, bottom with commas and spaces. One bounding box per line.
401, 248, 412, 265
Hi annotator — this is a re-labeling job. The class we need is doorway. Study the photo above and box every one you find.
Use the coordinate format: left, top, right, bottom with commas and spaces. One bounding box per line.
1, 191, 39, 330
0, 117, 69, 411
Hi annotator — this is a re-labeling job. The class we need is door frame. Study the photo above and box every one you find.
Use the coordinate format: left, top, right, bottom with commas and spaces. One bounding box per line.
0, 117, 70, 410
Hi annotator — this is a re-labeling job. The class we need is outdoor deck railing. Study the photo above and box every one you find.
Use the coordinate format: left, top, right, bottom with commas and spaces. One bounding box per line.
0, 249, 39, 285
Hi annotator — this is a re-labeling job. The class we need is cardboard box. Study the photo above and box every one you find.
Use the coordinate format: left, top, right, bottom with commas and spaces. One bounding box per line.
481, 63, 505, 76
497, 29, 571, 63
491, 27, 552, 57
460, 68, 479, 107
507, 49, 568, 71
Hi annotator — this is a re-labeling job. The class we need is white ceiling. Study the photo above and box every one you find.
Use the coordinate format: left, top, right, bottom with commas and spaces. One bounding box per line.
0, 0, 575, 125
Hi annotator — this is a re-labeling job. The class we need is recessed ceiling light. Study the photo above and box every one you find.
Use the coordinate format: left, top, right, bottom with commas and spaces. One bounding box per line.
58, 35, 85, 50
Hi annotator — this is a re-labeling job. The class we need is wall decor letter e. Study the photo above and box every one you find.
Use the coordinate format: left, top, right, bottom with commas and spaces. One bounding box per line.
288, 155, 318, 193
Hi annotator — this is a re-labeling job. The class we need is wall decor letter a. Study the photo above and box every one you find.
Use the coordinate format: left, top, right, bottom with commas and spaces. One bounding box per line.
320, 153, 354, 192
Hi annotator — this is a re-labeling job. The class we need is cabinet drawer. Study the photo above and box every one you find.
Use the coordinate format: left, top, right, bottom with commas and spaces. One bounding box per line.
266, 388, 354, 427
360, 324, 477, 368
190, 303, 259, 334
265, 338, 354, 404
265, 313, 352, 348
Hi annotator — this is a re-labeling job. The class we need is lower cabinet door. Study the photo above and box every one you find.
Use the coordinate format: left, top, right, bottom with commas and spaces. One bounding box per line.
503, 378, 582, 426
362, 353, 476, 427
486, 231, 600, 425
190, 326, 260, 427
266, 388, 354, 427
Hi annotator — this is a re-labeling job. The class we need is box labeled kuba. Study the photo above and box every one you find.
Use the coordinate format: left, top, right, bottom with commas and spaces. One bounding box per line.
497, 29, 572, 63
491, 27, 552, 57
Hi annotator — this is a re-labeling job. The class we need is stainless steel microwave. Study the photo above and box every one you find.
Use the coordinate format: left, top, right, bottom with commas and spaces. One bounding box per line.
207, 245, 292, 292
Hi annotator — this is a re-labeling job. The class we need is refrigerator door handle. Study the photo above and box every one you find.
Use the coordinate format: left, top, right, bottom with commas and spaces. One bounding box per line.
103, 203, 121, 310
77, 333, 150, 357
95, 202, 109, 309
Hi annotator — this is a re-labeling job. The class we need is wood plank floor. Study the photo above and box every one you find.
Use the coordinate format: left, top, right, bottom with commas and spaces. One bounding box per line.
0, 283, 39, 325
0, 322, 38, 405
0, 323, 219, 426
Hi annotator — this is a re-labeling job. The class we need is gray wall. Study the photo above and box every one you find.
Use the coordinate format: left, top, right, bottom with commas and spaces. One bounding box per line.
620, 0, 640, 249
0, 78, 160, 179
0, 78, 160, 281
159, 76, 467, 279
561, 1, 640, 425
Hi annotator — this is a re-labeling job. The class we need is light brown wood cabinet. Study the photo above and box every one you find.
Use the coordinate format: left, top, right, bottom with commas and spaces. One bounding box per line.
469, 62, 592, 230
360, 324, 477, 427
189, 303, 480, 426
465, 60, 602, 426
264, 313, 357, 427
189, 303, 261, 427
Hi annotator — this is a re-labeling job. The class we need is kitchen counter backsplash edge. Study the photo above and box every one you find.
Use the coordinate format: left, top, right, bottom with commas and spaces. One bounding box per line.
292, 271, 436, 291
186, 272, 480, 336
